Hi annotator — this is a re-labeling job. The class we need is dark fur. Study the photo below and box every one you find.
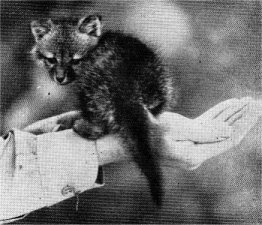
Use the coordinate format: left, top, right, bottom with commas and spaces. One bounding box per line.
31, 17, 170, 205
75, 32, 169, 205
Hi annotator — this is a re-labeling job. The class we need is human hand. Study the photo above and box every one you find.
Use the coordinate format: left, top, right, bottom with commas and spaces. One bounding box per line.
159, 97, 253, 144
160, 97, 262, 169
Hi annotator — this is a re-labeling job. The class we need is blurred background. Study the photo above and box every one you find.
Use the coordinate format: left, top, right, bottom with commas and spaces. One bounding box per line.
1, 0, 261, 223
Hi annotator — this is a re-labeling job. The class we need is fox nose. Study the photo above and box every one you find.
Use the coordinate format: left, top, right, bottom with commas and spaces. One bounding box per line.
54, 74, 70, 85
56, 76, 65, 84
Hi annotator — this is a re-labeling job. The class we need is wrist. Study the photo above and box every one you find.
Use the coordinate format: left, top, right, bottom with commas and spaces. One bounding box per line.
96, 134, 131, 165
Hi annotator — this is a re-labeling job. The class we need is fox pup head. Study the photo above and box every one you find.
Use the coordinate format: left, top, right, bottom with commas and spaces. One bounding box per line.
31, 15, 102, 85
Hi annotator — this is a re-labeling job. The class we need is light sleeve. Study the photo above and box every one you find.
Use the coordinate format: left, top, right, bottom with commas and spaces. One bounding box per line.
0, 129, 103, 223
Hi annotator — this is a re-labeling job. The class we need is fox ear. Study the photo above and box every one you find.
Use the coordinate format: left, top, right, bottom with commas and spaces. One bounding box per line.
31, 19, 53, 41
78, 15, 102, 37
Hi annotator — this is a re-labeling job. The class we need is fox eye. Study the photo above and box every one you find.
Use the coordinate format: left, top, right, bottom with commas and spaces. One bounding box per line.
37, 52, 57, 64
70, 58, 81, 65
45, 57, 57, 64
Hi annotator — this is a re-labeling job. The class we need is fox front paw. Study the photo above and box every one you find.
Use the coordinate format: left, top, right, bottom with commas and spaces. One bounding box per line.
73, 119, 105, 140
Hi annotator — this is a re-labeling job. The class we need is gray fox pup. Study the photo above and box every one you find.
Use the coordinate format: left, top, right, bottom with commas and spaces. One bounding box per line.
31, 15, 171, 205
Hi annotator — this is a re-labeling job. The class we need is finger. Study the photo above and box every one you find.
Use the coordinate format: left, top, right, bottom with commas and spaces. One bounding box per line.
214, 102, 248, 123
230, 102, 262, 144
52, 124, 64, 132
56, 111, 82, 125
197, 97, 254, 122
225, 97, 255, 125
24, 111, 82, 134
227, 112, 243, 126
23, 125, 46, 135
198, 98, 238, 121
224, 103, 248, 122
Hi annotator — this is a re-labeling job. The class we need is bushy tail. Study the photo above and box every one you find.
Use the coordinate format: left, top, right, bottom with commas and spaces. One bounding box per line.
115, 101, 163, 206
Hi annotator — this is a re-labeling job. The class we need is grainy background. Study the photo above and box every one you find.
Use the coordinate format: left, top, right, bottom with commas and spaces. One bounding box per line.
0, 0, 261, 223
